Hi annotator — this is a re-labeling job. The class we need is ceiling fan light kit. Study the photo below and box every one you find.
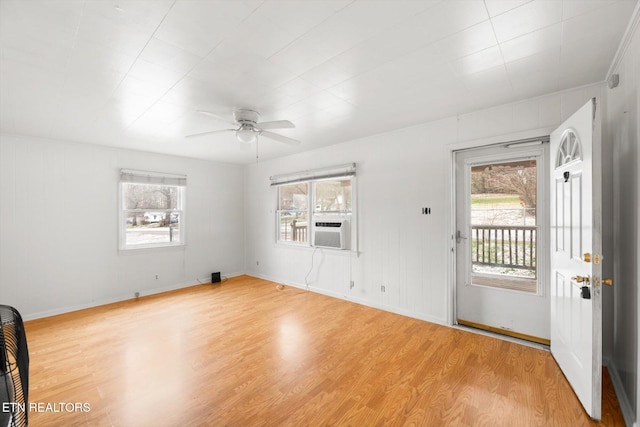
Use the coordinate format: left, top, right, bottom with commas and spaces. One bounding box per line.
236, 125, 257, 144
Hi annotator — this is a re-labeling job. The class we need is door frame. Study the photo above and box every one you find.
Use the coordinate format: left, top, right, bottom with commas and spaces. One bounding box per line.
446, 128, 555, 327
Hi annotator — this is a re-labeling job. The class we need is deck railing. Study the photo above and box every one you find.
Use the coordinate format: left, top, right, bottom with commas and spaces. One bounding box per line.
471, 225, 537, 272
279, 218, 308, 243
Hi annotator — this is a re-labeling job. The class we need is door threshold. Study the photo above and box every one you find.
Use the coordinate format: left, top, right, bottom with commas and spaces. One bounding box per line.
456, 318, 550, 348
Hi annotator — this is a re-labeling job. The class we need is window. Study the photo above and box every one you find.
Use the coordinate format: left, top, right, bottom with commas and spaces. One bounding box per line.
120, 170, 186, 250
272, 164, 355, 248
277, 182, 309, 243
556, 128, 582, 167
314, 178, 352, 214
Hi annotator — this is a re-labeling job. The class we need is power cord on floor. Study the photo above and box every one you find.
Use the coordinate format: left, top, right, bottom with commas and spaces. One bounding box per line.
304, 246, 319, 290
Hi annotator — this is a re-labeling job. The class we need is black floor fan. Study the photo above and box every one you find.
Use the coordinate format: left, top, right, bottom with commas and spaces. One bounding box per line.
0, 305, 29, 427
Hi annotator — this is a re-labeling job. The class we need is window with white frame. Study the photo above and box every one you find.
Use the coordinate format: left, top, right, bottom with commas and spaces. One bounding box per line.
272, 164, 355, 248
120, 170, 186, 250
277, 182, 310, 244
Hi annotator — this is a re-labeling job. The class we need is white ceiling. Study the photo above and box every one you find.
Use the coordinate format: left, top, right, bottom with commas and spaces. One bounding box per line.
0, 0, 637, 164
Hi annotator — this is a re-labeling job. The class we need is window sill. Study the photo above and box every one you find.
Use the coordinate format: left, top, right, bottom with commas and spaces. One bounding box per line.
276, 241, 310, 248
119, 243, 185, 254
275, 242, 357, 254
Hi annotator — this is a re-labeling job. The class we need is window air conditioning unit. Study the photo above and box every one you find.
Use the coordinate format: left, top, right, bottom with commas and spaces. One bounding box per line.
313, 219, 349, 250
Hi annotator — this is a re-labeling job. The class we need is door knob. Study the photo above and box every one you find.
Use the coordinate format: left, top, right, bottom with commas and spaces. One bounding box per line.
572, 275, 590, 283
456, 230, 467, 244
603, 278, 613, 286
583, 253, 591, 262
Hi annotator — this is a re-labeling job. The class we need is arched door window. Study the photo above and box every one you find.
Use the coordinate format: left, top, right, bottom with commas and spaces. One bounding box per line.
556, 129, 582, 168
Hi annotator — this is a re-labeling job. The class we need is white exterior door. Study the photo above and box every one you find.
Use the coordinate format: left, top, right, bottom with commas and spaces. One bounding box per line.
455, 142, 550, 342
550, 98, 602, 419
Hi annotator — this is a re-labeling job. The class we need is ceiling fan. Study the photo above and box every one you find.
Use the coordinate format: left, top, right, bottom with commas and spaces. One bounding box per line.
186, 109, 300, 145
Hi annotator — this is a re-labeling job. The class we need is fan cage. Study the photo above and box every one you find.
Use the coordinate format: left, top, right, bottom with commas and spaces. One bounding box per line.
1, 305, 29, 427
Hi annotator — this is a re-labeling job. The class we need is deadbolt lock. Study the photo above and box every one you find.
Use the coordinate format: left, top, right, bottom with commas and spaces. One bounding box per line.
572, 275, 590, 283
583, 253, 591, 262
603, 278, 613, 286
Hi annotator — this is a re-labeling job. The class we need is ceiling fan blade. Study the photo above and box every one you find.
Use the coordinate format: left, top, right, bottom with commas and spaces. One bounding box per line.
185, 129, 235, 138
196, 110, 237, 125
256, 120, 295, 130
260, 130, 300, 145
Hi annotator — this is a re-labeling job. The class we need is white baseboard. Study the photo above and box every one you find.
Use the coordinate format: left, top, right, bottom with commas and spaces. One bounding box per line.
246, 272, 446, 327
606, 358, 636, 427
22, 272, 245, 321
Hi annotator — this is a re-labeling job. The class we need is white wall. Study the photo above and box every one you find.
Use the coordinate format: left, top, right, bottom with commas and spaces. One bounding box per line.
245, 119, 455, 324
244, 84, 605, 329
0, 134, 245, 320
606, 8, 640, 426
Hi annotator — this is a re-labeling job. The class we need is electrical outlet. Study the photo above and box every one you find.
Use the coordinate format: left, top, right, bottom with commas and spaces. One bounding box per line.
256, 261, 260, 266
381, 285, 386, 292
350, 280, 354, 289
155, 274, 159, 279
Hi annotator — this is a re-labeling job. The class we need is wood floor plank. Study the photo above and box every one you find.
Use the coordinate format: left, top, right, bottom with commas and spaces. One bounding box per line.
22, 275, 625, 426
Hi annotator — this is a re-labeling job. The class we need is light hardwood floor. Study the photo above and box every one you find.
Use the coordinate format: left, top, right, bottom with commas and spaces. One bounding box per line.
24, 275, 624, 426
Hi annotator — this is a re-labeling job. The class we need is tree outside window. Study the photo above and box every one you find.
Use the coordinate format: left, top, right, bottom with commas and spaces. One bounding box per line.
121, 182, 184, 249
